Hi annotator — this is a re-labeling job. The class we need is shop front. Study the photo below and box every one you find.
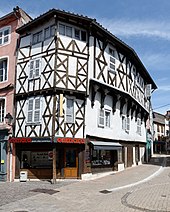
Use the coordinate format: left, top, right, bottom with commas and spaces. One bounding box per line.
10, 137, 86, 180
89, 140, 124, 173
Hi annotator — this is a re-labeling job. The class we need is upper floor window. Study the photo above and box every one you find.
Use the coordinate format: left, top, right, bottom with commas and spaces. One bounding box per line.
66, 97, 75, 124
32, 31, 42, 44
122, 115, 130, 133
44, 25, 55, 40
0, 58, 7, 82
0, 26, 10, 46
27, 96, 42, 124
0, 98, 5, 123
98, 109, 111, 128
137, 118, 142, 135
59, 23, 87, 42
108, 47, 116, 74
29, 58, 41, 80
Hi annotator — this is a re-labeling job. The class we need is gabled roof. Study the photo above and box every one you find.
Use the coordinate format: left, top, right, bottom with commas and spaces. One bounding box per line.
16, 8, 157, 90
0, 6, 32, 27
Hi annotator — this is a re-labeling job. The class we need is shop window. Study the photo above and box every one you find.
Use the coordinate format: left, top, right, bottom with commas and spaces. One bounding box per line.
32, 31, 42, 44
0, 58, 7, 82
27, 96, 42, 124
29, 58, 41, 79
21, 151, 56, 169
91, 150, 111, 166
0, 26, 10, 46
0, 98, 5, 123
66, 97, 74, 123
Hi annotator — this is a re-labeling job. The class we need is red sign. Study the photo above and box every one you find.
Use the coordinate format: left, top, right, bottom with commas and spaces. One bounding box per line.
9, 138, 32, 143
57, 138, 85, 144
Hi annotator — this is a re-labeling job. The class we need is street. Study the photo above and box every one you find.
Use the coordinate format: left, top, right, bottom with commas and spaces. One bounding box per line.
0, 155, 169, 212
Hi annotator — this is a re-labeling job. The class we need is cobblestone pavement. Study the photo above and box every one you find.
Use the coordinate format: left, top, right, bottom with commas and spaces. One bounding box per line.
0, 154, 170, 212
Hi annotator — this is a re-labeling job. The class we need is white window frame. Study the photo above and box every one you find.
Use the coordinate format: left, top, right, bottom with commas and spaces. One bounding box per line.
27, 96, 43, 124
137, 118, 142, 135
122, 115, 130, 133
0, 26, 11, 46
98, 109, 111, 128
0, 57, 8, 83
108, 47, 116, 74
65, 97, 75, 124
0, 98, 5, 123
28, 58, 41, 80
58, 23, 87, 42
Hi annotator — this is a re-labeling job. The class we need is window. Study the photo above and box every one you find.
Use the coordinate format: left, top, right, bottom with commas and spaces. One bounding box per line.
122, 116, 130, 133
108, 48, 116, 73
91, 150, 111, 166
137, 118, 141, 135
66, 98, 74, 123
32, 31, 42, 44
59, 23, 87, 41
0, 26, 10, 46
98, 109, 111, 128
99, 109, 104, 127
27, 96, 42, 124
44, 25, 55, 40
29, 58, 41, 79
0, 58, 7, 82
74, 29, 87, 41
0, 99, 5, 123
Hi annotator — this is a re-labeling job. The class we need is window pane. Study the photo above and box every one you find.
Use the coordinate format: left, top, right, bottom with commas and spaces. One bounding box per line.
50, 25, 55, 36
28, 111, 33, 122
28, 99, 34, 110
44, 27, 50, 39
105, 111, 110, 127
0, 59, 7, 82
34, 111, 40, 122
75, 29, 80, 39
81, 31, 86, 41
66, 26, 72, 37
59, 24, 65, 35
66, 98, 74, 123
4, 29, 9, 36
35, 98, 40, 110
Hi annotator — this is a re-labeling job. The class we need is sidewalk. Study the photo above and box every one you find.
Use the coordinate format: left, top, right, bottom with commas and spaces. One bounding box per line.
0, 154, 167, 212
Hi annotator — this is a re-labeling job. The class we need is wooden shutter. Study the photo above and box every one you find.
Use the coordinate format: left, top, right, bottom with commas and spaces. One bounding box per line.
27, 98, 34, 123
34, 97, 41, 122
29, 60, 34, 79
34, 59, 41, 78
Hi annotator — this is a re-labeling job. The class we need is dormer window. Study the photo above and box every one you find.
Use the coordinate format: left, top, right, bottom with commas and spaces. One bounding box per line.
0, 26, 11, 46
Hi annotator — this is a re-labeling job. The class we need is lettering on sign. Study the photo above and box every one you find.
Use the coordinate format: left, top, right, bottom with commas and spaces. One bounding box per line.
9, 138, 32, 143
57, 138, 85, 144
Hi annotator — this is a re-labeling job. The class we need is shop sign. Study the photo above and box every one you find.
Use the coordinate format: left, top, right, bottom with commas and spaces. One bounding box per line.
57, 138, 85, 144
9, 138, 32, 143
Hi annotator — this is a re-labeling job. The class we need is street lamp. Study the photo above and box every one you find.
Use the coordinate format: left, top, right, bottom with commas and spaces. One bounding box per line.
5, 113, 13, 126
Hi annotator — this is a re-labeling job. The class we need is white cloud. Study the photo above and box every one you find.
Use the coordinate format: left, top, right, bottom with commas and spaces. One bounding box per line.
157, 85, 170, 92
99, 18, 170, 41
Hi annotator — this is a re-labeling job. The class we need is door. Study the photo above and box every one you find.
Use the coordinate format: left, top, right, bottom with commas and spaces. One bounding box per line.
64, 148, 78, 178
127, 146, 133, 167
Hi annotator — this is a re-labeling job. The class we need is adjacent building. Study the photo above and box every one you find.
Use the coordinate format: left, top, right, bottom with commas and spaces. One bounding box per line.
11, 9, 157, 180
0, 7, 31, 181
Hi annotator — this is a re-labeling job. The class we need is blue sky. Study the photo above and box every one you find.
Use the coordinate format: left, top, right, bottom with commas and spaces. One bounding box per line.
1, 0, 170, 115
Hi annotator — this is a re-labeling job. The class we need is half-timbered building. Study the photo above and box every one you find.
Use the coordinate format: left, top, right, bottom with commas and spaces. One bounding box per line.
0, 7, 31, 181
12, 9, 157, 180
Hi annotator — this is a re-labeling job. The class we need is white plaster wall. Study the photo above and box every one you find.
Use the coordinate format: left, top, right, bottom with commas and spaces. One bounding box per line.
85, 91, 146, 143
